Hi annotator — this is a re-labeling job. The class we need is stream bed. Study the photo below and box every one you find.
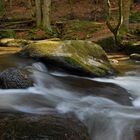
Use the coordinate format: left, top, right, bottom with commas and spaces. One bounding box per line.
0, 49, 140, 140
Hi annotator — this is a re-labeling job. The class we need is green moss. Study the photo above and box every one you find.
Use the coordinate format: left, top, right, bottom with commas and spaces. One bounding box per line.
0, 30, 16, 38
61, 40, 112, 76
69, 20, 98, 31
63, 20, 103, 40
63, 40, 108, 61
64, 55, 106, 76
20, 40, 113, 77
23, 41, 62, 57
129, 12, 140, 23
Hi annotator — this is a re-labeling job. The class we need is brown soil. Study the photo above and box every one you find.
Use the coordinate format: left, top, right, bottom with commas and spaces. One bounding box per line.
0, 1, 140, 42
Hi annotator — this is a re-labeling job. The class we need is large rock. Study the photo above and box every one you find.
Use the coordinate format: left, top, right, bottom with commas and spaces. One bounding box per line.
130, 53, 140, 61
54, 75, 132, 106
122, 41, 140, 54
0, 111, 90, 140
0, 38, 32, 47
0, 68, 33, 89
19, 40, 114, 77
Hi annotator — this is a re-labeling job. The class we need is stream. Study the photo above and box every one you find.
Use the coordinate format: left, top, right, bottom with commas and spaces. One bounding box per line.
0, 52, 140, 140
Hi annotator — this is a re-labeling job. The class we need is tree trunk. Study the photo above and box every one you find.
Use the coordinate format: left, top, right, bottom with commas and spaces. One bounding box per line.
9, 0, 12, 9
35, 0, 51, 31
0, 0, 4, 16
42, 0, 51, 30
106, 0, 123, 45
35, 0, 42, 27
28, 0, 34, 17
120, 0, 131, 32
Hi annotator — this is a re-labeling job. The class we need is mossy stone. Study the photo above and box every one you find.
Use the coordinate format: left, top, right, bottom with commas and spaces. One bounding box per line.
20, 40, 114, 77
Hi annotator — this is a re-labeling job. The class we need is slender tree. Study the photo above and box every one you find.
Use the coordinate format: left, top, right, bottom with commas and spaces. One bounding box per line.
9, 0, 12, 9
106, 0, 123, 45
27, 0, 34, 16
35, 0, 51, 31
0, 0, 4, 16
106, 0, 131, 43
120, 0, 131, 32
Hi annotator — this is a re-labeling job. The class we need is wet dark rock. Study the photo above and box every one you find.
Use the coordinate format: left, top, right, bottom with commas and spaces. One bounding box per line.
54, 75, 133, 106
0, 111, 90, 140
130, 53, 140, 61
122, 41, 140, 54
135, 126, 140, 140
0, 68, 33, 89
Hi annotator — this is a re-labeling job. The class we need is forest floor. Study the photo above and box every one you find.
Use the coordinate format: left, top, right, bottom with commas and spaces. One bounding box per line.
0, 1, 139, 49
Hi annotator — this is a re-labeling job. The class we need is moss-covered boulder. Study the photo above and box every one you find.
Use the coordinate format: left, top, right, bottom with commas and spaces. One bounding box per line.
0, 38, 32, 47
0, 111, 90, 140
19, 40, 114, 77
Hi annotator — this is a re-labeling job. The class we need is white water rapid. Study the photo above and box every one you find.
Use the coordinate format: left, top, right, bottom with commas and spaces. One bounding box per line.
0, 62, 140, 140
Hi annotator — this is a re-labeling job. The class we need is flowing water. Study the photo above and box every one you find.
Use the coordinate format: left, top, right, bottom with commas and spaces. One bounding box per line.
0, 53, 140, 140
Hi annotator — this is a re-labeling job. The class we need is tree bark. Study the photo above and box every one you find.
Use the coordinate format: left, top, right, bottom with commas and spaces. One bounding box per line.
42, 0, 51, 30
28, 0, 34, 17
35, 0, 42, 27
35, 0, 51, 31
120, 0, 131, 32
106, 0, 123, 45
0, 0, 4, 16
9, 0, 12, 9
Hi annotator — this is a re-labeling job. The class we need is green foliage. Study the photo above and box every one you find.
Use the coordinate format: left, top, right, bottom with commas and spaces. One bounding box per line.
97, 37, 119, 52
129, 12, 140, 23
45, 27, 59, 38
0, 30, 16, 38
69, 20, 98, 31
63, 20, 102, 40
25, 28, 58, 40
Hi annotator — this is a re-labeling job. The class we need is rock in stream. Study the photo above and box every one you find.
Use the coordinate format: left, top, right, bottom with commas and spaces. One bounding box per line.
0, 68, 33, 89
0, 111, 90, 140
19, 40, 114, 77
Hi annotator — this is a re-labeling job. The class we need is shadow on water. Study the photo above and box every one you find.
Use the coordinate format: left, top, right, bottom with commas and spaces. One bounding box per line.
0, 53, 35, 72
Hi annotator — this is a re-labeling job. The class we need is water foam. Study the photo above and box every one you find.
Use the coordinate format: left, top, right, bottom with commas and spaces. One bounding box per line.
0, 62, 140, 140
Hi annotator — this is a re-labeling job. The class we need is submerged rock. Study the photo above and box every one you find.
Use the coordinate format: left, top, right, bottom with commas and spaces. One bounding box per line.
19, 40, 114, 77
0, 111, 90, 140
0, 68, 33, 89
130, 53, 140, 61
54, 75, 133, 106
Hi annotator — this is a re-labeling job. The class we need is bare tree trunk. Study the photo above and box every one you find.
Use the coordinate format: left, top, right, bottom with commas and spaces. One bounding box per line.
28, 0, 32, 8
68, 0, 74, 19
28, 0, 35, 17
42, 0, 51, 30
35, 0, 42, 27
9, 0, 12, 9
106, 0, 123, 45
35, 0, 51, 31
0, 0, 4, 16
120, 0, 131, 32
